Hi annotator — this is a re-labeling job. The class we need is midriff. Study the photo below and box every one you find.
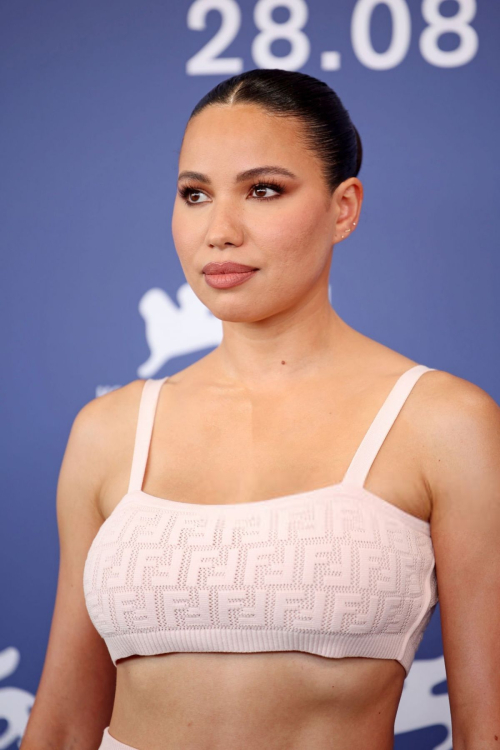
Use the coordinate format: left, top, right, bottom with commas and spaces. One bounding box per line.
108, 650, 404, 749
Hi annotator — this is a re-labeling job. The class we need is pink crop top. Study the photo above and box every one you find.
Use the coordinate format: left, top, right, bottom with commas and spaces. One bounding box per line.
83, 364, 438, 677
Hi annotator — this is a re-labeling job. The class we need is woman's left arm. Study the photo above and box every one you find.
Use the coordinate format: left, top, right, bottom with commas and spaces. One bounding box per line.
422, 372, 500, 750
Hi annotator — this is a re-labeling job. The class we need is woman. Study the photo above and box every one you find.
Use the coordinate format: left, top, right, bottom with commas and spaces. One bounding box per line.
23, 69, 499, 750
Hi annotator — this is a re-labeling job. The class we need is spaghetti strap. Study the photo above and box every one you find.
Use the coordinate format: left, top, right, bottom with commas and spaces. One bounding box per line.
128, 376, 169, 494
341, 364, 436, 489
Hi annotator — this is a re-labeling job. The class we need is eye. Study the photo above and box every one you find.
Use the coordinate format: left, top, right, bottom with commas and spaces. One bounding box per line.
249, 181, 285, 200
177, 186, 209, 205
177, 180, 285, 206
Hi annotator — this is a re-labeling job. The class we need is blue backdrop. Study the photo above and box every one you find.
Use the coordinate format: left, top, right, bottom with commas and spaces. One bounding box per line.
2, 1, 499, 748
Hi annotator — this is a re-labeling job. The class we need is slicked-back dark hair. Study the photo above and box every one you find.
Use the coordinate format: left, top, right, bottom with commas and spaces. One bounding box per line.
187, 68, 362, 197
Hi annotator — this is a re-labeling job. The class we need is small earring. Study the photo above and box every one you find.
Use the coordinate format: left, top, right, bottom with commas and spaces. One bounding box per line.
338, 221, 356, 240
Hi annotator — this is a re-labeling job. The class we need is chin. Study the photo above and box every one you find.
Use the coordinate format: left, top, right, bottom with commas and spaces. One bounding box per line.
211, 308, 266, 324
215, 300, 292, 324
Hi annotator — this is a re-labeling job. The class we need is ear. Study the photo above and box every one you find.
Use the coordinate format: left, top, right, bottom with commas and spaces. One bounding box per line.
332, 179, 363, 244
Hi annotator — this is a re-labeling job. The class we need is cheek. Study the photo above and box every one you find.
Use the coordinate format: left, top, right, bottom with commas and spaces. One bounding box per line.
171, 204, 197, 262
256, 204, 327, 266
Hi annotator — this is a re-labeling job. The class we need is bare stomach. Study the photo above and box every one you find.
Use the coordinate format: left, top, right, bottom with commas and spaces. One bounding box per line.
108, 652, 405, 749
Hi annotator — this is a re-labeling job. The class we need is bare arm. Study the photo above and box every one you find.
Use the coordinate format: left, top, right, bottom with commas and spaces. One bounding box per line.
422, 373, 500, 749
20, 389, 129, 749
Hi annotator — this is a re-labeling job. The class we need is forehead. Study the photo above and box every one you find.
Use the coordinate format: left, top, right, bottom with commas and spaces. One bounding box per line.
179, 104, 316, 173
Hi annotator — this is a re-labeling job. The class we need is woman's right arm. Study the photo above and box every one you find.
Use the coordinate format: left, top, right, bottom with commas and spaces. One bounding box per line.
20, 391, 123, 749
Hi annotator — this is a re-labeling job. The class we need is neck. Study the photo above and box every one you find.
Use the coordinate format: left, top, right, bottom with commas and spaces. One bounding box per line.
207, 298, 355, 389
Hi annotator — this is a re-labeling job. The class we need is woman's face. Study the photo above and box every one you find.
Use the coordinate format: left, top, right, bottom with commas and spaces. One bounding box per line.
171, 103, 354, 323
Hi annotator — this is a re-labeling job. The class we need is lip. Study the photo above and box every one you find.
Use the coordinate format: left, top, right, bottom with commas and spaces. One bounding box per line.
202, 261, 259, 274
204, 268, 258, 289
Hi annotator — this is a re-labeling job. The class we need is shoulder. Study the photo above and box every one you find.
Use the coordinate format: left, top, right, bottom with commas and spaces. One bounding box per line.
65, 379, 147, 502
411, 368, 500, 519
73, 378, 147, 441
413, 368, 498, 441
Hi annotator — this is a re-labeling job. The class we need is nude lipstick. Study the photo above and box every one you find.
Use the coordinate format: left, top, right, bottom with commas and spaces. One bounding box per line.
202, 261, 259, 289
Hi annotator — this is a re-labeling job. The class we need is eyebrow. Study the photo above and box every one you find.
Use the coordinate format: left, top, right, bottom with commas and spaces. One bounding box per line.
177, 166, 298, 186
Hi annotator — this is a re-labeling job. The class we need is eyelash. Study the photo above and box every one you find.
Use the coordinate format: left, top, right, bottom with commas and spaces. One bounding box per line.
177, 180, 286, 206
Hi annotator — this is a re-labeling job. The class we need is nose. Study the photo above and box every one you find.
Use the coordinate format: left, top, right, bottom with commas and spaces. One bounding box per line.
206, 201, 244, 249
